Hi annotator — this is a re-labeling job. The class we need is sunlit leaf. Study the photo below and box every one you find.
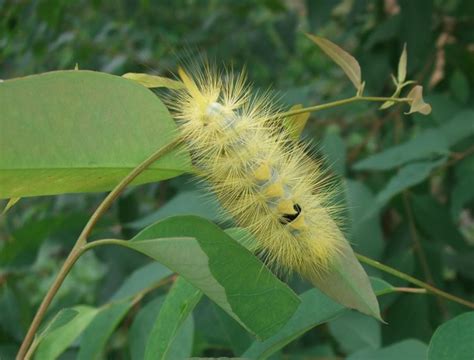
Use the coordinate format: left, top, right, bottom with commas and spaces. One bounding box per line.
283, 104, 310, 140
122, 72, 184, 90
0, 70, 191, 199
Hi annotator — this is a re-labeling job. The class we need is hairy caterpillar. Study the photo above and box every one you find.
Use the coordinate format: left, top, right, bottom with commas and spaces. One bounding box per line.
166, 63, 347, 280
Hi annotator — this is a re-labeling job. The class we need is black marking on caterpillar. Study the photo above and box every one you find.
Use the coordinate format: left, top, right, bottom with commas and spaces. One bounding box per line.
279, 203, 302, 225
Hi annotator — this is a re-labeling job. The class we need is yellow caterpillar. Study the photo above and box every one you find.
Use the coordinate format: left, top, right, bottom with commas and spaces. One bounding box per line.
167, 63, 347, 282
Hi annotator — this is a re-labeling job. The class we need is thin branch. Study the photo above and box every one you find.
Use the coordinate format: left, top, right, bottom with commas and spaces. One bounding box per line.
274, 95, 410, 119
356, 253, 474, 309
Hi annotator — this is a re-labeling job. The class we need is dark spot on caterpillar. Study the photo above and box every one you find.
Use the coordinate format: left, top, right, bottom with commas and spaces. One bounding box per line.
279, 203, 302, 225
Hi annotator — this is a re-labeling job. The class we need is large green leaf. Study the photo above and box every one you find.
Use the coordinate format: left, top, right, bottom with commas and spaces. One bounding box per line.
124, 215, 300, 340
0, 70, 191, 199
428, 311, 474, 360
144, 277, 201, 360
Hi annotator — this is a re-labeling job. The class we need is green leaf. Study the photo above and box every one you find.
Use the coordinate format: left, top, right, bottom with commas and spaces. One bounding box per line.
406, 85, 432, 115
348, 339, 428, 360
125, 215, 300, 340
321, 130, 346, 176
242, 278, 392, 359
110, 262, 172, 302
145, 277, 201, 360
329, 311, 381, 354
449, 70, 470, 104
283, 104, 310, 140
306, 34, 362, 90
35, 306, 99, 360
438, 110, 474, 147
428, 311, 474, 360
375, 158, 447, 206
353, 129, 449, 171
129, 295, 195, 360
344, 180, 384, 259
398, 43, 408, 83
129, 297, 165, 360
78, 300, 134, 360
127, 190, 224, 230
451, 154, 474, 218
162, 316, 194, 360
122, 72, 185, 90
411, 195, 468, 251
0, 70, 191, 199
307, 239, 382, 321
212, 303, 253, 355
37, 309, 78, 336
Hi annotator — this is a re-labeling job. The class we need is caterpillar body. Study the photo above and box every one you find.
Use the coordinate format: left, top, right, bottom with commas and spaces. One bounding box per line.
168, 64, 346, 283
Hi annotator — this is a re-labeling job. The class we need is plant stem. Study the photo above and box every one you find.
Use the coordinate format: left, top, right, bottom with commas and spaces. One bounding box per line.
276, 95, 410, 119
356, 253, 474, 309
19, 243, 85, 360
75, 136, 183, 247
16, 137, 183, 360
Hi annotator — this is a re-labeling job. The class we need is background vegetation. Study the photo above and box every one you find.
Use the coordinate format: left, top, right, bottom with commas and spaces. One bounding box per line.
1, 0, 473, 359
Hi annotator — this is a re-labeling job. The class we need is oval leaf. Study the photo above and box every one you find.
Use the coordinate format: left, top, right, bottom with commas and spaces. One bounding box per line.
0, 70, 191, 199
428, 311, 474, 360
306, 34, 362, 90
125, 215, 300, 340
398, 43, 408, 83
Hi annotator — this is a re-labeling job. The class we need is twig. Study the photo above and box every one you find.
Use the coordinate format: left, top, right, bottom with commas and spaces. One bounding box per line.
356, 253, 474, 309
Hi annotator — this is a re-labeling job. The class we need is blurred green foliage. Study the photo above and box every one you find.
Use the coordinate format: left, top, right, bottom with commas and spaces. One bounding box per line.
1, 0, 474, 359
